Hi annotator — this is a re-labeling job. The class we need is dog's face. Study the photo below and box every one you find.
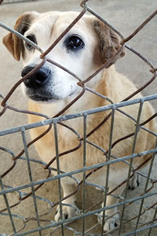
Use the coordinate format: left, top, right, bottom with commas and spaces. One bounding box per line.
3, 11, 124, 103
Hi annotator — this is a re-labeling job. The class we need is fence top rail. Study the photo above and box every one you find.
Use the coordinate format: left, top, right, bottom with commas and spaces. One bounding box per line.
0, 93, 157, 136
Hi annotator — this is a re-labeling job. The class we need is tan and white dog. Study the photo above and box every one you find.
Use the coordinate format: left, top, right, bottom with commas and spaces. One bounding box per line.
3, 11, 156, 232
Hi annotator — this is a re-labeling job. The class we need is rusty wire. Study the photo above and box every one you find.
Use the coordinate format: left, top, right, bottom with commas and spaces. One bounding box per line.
0, 0, 157, 235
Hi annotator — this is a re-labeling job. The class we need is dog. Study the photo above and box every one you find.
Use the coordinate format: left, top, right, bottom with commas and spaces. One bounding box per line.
3, 11, 156, 232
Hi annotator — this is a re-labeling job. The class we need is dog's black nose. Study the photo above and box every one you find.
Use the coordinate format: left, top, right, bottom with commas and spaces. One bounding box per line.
22, 66, 51, 89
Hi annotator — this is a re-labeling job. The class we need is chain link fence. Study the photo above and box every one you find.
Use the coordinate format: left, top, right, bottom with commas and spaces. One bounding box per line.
0, 0, 157, 235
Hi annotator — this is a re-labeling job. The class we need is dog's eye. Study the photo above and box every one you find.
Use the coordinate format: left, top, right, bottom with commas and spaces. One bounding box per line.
25, 34, 37, 51
66, 36, 84, 51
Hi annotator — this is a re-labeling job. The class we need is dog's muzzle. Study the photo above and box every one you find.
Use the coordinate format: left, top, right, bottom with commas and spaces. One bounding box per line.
22, 66, 51, 89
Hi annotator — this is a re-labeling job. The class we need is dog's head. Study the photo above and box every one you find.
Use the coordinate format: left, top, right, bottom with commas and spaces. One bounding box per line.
3, 11, 124, 103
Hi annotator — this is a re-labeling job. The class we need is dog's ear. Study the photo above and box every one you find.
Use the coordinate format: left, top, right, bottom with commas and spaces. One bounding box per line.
3, 11, 38, 61
94, 20, 125, 65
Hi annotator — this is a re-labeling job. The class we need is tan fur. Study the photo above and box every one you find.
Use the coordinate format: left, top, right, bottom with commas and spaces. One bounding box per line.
3, 11, 156, 232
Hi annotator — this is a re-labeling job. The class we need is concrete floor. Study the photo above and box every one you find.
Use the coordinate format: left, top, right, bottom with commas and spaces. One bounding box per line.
0, 0, 157, 235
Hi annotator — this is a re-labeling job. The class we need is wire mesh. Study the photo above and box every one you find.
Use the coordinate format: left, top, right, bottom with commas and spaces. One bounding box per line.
0, 0, 157, 235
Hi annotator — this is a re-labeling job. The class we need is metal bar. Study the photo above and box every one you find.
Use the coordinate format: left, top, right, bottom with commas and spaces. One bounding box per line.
82, 114, 87, 235
101, 107, 115, 235
21, 128, 42, 236
0, 94, 157, 137
12, 191, 157, 236
53, 122, 65, 236
119, 101, 144, 235
147, 205, 157, 236
0, 148, 157, 197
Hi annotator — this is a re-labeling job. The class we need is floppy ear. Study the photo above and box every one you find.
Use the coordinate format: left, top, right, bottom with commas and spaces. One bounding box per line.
3, 11, 38, 61
94, 20, 125, 65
